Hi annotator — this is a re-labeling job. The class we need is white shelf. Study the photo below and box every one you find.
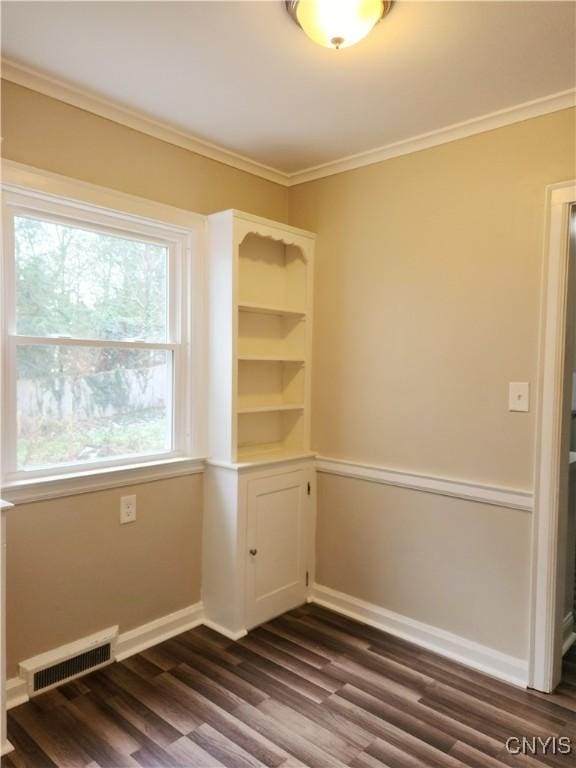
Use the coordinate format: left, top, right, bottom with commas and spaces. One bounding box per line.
208, 211, 313, 466
208, 452, 316, 470
238, 302, 306, 319
236, 444, 312, 463
237, 355, 305, 364
237, 404, 304, 414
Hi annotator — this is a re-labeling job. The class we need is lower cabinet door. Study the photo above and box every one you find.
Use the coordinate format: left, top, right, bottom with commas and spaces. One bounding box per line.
246, 469, 308, 629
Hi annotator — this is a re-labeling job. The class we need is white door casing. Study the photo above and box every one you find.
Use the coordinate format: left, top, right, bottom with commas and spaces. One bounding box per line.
531, 182, 576, 692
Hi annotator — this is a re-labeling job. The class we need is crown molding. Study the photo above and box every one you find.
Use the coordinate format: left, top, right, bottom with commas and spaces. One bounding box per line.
1, 59, 291, 186
289, 88, 576, 185
2, 59, 574, 188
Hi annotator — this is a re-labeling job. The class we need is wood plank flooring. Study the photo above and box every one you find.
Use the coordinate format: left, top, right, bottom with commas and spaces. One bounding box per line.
4, 603, 576, 768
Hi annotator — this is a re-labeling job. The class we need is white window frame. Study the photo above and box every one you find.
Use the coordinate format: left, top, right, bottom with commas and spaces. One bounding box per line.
1, 162, 206, 502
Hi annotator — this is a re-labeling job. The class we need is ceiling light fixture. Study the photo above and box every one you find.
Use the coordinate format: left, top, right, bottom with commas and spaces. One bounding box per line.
286, 0, 392, 50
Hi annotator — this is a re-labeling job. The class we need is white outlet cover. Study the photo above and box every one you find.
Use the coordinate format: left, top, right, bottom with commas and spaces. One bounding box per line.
120, 494, 136, 524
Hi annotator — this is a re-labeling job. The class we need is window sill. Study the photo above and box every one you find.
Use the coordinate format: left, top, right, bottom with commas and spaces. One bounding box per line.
1, 457, 205, 505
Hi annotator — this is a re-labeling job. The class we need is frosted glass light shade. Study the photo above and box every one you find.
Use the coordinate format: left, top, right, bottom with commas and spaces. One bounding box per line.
289, 0, 389, 49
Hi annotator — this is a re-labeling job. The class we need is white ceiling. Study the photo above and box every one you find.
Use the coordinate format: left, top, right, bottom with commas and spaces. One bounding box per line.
2, 1, 575, 176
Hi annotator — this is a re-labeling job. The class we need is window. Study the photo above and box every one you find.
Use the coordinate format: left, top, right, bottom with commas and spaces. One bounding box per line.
2, 184, 199, 485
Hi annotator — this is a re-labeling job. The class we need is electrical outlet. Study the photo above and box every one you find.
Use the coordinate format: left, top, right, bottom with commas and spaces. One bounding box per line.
120, 494, 136, 524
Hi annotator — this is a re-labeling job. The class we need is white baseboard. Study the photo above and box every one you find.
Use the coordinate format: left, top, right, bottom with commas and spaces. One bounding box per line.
1, 740, 14, 757
7, 602, 204, 709
202, 619, 247, 641
115, 602, 204, 661
6, 676, 28, 710
6, 587, 529, 712
562, 611, 576, 656
310, 583, 528, 688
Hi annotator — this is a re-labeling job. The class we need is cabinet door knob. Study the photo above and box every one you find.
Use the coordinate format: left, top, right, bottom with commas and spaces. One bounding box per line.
249, 548, 258, 556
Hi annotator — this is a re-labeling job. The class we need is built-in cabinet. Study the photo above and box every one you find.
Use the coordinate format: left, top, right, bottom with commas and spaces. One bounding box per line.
204, 211, 316, 637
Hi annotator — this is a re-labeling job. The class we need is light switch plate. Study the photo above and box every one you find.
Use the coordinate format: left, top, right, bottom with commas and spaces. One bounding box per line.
509, 382, 529, 412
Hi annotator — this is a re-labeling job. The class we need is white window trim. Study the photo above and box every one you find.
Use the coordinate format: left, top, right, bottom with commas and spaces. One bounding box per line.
1, 161, 207, 500
1, 456, 205, 505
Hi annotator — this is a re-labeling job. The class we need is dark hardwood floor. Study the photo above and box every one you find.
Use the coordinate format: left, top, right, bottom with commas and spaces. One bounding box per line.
4, 603, 576, 768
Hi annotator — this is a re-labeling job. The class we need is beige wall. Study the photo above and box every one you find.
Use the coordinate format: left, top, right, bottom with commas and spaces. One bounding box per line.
1, 81, 290, 676
3, 79, 576, 670
290, 109, 576, 658
316, 474, 531, 657
1, 80, 290, 221
290, 108, 575, 488
6, 475, 202, 678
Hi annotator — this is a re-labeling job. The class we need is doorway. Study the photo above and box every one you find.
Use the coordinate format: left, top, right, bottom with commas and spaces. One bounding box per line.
530, 184, 576, 692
